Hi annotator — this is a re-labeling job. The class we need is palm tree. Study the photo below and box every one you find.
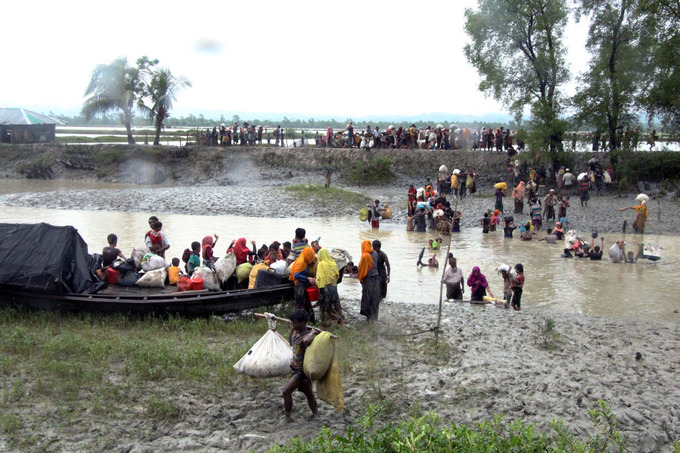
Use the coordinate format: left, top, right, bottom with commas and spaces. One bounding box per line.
138, 68, 191, 145
81, 57, 142, 144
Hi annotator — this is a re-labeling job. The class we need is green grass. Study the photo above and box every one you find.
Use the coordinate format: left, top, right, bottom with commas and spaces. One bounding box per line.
270, 401, 632, 453
285, 184, 371, 207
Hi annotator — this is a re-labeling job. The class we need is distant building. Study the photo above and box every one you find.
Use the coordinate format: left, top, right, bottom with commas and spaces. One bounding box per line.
0, 108, 62, 144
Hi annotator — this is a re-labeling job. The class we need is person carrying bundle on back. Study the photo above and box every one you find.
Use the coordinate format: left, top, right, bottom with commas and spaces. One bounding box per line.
282, 309, 318, 423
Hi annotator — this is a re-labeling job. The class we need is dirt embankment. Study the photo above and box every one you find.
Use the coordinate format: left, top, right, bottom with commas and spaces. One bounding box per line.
0, 143, 605, 189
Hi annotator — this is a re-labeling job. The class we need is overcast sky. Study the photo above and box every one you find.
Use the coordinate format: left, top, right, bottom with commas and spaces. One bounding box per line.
0, 0, 589, 121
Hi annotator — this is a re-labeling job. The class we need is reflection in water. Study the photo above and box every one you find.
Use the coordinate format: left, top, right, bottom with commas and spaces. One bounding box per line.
0, 207, 678, 323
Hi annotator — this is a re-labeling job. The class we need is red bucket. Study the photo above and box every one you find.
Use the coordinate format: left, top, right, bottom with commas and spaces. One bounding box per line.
190, 274, 204, 291
107, 267, 120, 284
177, 276, 192, 292
306, 285, 319, 303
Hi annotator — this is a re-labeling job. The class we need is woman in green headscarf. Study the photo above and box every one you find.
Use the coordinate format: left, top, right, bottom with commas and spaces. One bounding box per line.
316, 248, 345, 327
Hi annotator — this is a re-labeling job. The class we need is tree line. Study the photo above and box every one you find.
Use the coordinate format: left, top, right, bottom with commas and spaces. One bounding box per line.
464, 0, 679, 168
80, 0, 678, 150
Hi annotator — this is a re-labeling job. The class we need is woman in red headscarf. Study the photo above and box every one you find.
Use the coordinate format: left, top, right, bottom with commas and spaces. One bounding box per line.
289, 247, 317, 323
201, 234, 219, 268
358, 239, 381, 321
227, 238, 256, 265
490, 209, 501, 232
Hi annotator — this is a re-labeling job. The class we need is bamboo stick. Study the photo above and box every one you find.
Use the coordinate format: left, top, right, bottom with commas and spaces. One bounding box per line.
254, 313, 338, 338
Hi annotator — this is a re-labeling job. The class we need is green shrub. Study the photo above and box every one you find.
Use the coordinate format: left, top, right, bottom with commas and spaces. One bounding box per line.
346, 157, 394, 185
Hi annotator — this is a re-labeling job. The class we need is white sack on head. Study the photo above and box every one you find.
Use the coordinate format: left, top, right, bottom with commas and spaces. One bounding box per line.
497, 264, 511, 274
577, 172, 588, 181
215, 250, 237, 283
192, 266, 221, 291
636, 193, 649, 202
330, 248, 352, 271
416, 187, 425, 198
439, 165, 448, 173
453, 169, 460, 175
136, 268, 167, 288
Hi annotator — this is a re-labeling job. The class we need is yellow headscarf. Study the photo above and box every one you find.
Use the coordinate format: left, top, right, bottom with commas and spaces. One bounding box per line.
357, 240, 374, 283
315, 248, 339, 288
289, 247, 316, 284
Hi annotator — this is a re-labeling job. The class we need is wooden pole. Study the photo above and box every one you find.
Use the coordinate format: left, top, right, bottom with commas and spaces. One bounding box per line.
254, 313, 338, 338
436, 191, 460, 334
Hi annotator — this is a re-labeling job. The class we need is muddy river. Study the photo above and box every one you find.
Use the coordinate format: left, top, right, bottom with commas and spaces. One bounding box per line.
1, 205, 678, 323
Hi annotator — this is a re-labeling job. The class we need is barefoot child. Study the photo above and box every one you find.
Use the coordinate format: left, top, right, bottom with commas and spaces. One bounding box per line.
282, 309, 318, 422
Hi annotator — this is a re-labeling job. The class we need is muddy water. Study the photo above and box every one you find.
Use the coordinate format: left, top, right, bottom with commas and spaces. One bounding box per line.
1, 206, 678, 322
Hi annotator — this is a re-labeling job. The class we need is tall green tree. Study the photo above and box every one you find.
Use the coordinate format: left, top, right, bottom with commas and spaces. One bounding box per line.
572, 0, 649, 150
464, 0, 570, 156
640, 0, 680, 132
138, 68, 192, 145
82, 57, 157, 144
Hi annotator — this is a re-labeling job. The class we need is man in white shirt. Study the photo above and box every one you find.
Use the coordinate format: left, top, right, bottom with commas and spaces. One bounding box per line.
562, 168, 575, 194
442, 255, 464, 300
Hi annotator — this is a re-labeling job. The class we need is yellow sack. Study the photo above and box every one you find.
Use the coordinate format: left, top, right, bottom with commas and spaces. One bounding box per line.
303, 331, 334, 381
494, 182, 508, 191
358, 207, 369, 221
236, 262, 253, 284
316, 337, 344, 412
381, 204, 393, 219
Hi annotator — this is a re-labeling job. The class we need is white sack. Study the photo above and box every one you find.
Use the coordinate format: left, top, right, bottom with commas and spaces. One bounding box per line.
136, 268, 167, 288
141, 255, 167, 272
269, 260, 289, 277
132, 246, 150, 270
192, 266, 221, 291
215, 250, 237, 283
233, 329, 292, 378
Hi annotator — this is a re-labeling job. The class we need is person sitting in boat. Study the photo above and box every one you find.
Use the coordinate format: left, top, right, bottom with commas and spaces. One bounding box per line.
102, 233, 126, 268
201, 234, 219, 270
168, 257, 181, 285
288, 228, 309, 264
145, 221, 170, 259
266, 241, 284, 263
186, 241, 201, 274
228, 238, 257, 266
248, 248, 270, 289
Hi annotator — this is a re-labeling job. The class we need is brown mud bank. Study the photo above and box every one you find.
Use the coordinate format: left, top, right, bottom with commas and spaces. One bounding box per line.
1, 143, 679, 234
0, 143, 607, 188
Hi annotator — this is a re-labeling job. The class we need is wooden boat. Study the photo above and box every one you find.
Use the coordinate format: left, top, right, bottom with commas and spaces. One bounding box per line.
0, 222, 294, 317
0, 282, 294, 317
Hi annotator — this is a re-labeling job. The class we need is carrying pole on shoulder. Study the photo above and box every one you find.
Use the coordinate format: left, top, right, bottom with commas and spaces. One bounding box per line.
254, 313, 338, 338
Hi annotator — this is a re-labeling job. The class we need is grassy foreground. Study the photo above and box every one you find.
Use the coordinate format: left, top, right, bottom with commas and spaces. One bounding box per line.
2, 304, 673, 452
0, 303, 290, 449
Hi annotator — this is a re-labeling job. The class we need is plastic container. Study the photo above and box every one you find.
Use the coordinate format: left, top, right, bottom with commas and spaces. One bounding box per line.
190, 274, 204, 291
177, 276, 192, 292
107, 267, 120, 284
306, 285, 319, 303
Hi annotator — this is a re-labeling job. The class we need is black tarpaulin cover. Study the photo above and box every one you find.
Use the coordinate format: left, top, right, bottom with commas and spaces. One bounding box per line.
0, 223, 100, 294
